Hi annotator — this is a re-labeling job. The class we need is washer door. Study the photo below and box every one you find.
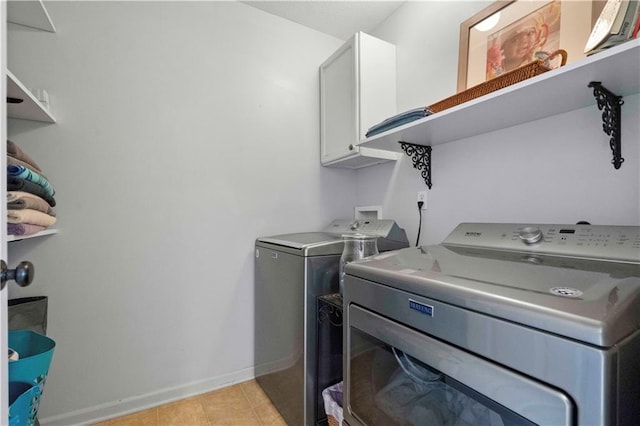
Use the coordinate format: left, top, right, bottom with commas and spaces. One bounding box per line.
345, 304, 575, 426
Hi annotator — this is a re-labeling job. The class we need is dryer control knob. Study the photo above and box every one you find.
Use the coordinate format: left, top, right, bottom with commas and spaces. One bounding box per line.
519, 227, 543, 245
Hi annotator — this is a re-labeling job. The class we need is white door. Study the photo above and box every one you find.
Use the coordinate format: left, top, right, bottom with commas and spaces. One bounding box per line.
1, 0, 9, 422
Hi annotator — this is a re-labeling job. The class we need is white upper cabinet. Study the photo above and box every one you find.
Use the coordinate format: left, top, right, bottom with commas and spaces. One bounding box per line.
320, 32, 401, 169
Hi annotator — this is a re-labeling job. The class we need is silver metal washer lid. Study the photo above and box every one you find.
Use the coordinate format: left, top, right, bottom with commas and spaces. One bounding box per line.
347, 242, 640, 347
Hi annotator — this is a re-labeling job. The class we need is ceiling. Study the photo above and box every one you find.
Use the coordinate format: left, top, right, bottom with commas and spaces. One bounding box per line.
242, 1, 406, 40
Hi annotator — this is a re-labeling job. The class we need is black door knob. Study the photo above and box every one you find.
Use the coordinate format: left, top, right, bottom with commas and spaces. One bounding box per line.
0, 260, 35, 290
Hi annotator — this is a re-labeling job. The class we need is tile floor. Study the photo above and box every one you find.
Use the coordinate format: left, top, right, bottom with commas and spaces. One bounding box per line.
93, 380, 287, 426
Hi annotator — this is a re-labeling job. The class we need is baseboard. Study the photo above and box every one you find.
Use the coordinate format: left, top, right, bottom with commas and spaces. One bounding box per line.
39, 367, 256, 425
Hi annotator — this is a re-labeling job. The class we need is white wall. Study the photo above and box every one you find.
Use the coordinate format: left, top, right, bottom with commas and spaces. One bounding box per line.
6, 0, 639, 423
7, 2, 351, 423
359, 1, 640, 245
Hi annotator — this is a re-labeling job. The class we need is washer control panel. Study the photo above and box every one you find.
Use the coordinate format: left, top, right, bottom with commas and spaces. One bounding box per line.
443, 223, 640, 262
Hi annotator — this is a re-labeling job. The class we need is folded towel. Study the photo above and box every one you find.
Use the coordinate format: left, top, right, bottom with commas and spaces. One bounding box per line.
7, 223, 47, 237
7, 177, 56, 207
7, 165, 55, 197
365, 107, 432, 138
7, 208, 57, 227
8, 154, 45, 176
7, 191, 56, 216
7, 140, 43, 172
373, 107, 431, 127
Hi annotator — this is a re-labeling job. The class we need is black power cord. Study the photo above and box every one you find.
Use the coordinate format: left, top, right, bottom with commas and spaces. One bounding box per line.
416, 201, 424, 247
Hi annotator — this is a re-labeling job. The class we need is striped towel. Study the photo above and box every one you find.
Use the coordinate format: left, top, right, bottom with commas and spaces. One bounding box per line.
8, 155, 45, 176
7, 165, 55, 197
7, 177, 56, 207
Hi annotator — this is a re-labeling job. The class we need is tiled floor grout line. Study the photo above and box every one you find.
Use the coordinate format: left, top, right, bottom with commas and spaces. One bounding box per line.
239, 382, 264, 426
197, 394, 212, 426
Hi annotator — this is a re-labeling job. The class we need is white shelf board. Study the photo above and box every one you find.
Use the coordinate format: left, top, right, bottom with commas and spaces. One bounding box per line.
7, 69, 56, 123
322, 147, 402, 169
362, 39, 640, 152
7, 0, 56, 32
8, 228, 58, 242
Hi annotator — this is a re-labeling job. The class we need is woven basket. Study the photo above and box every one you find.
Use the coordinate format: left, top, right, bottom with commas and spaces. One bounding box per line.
327, 414, 340, 426
428, 49, 567, 113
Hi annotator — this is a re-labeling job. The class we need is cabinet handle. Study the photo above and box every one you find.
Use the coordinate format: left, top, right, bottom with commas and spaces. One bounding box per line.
348, 144, 354, 151
0, 260, 35, 290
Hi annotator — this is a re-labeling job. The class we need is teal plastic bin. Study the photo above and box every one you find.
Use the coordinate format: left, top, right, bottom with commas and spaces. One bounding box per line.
8, 330, 56, 426
9, 382, 40, 426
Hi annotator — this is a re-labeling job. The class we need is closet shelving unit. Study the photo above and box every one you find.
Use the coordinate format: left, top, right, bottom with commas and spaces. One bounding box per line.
360, 39, 640, 186
7, 0, 55, 32
6, 0, 58, 242
7, 70, 55, 123
7, 229, 57, 243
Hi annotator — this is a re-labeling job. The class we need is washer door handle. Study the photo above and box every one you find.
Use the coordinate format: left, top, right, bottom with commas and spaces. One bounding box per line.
1, 260, 35, 290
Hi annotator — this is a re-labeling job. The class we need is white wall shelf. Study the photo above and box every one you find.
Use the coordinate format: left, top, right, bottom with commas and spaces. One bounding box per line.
8, 228, 58, 242
361, 39, 640, 152
7, 0, 56, 32
322, 147, 402, 169
7, 69, 56, 123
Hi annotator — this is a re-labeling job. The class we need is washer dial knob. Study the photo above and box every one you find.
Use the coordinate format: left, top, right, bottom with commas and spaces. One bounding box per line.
519, 227, 544, 245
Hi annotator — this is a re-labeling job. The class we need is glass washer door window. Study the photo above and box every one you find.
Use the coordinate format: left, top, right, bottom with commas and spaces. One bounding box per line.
346, 305, 574, 426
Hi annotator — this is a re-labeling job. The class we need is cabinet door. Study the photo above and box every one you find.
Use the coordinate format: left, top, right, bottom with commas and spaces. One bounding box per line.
357, 32, 397, 141
320, 32, 398, 168
320, 36, 357, 163
1, 1, 9, 422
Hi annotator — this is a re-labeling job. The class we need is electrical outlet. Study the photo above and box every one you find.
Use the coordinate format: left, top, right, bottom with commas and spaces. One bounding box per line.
417, 191, 428, 209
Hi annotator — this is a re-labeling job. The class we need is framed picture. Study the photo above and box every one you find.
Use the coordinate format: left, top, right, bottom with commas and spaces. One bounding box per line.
457, 0, 605, 91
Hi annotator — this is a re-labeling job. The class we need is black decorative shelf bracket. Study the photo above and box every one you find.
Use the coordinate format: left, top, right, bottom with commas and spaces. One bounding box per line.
399, 141, 432, 189
588, 81, 624, 169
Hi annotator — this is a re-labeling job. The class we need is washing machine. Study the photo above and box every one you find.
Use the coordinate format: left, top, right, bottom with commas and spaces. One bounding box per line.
342, 222, 640, 426
254, 219, 409, 426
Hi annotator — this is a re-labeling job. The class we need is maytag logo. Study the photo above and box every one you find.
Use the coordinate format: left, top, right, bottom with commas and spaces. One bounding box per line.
409, 299, 434, 317
465, 232, 482, 237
